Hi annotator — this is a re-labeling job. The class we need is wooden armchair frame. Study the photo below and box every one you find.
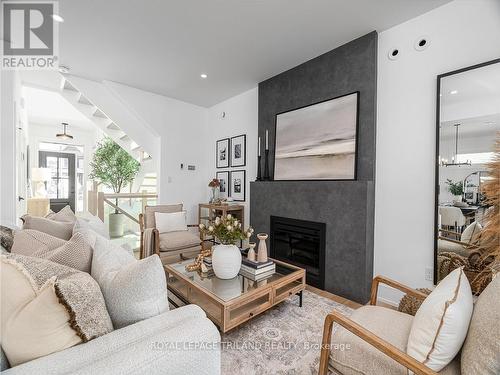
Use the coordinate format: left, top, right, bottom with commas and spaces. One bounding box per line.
139, 213, 201, 259
318, 276, 437, 375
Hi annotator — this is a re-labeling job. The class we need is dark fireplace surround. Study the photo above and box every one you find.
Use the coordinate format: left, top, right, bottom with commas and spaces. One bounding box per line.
250, 32, 377, 303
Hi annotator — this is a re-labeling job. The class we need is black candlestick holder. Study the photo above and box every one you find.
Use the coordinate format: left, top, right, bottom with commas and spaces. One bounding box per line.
256, 155, 262, 181
264, 149, 270, 180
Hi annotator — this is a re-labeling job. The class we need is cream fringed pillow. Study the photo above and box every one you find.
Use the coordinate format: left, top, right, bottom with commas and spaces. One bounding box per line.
407, 267, 473, 372
11, 230, 93, 273
0, 254, 113, 366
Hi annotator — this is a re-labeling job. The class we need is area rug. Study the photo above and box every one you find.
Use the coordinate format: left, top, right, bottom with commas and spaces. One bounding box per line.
221, 290, 353, 375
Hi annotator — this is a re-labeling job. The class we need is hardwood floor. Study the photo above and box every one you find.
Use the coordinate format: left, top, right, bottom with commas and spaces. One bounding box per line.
306, 285, 362, 309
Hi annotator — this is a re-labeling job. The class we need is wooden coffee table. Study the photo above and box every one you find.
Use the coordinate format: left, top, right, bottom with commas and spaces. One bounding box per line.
164, 258, 306, 333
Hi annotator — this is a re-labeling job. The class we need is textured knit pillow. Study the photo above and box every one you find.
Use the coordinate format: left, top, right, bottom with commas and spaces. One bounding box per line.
407, 267, 473, 372
1, 254, 113, 366
21, 215, 73, 240
461, 275, 500, 374
45, 205, 77, 223
91, 236, 168, 328
74, 216, 109, 239
11, 229, 66, 255
12, 230, 93, 273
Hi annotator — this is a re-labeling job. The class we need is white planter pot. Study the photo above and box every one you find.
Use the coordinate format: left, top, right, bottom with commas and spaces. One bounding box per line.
109, 213, 125, 238
211, 244, 242, 279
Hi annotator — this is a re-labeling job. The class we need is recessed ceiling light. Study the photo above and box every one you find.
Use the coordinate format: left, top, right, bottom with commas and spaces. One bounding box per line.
200, 73, 208, 79
450, 90, 458, 95
52, 14, 64, 22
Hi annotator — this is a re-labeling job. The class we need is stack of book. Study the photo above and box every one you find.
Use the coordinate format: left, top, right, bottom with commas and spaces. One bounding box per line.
239, 258, 275, 281
202, 257, 215, 276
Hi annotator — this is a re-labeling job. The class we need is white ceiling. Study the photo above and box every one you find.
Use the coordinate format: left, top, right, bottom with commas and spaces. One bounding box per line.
58, 0, 451, 107
23, 85, 95, 130
441, 62, 500, 106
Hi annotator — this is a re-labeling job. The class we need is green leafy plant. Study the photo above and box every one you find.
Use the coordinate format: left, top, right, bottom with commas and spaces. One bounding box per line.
199, 214, 253, 245
445, 179, 463, 196
89, 137, 140, 213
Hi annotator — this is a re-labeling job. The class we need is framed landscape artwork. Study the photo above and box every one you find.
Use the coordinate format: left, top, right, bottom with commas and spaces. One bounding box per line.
216, 171, 230, 199
216, 138, 230, 168
230, 170, 246, 201
230, 134, 246, 167
274, 92, 359, 180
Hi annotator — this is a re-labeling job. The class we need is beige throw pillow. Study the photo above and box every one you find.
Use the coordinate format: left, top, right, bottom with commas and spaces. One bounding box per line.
22, 215, 73, 240
460, 221, 482, 244
154, 211, 188, 233
12, 230, 93, 273
1, 254, 113, 366
45, 205, 77, 223
407, 267, 473, 372
11, 229, 66, 255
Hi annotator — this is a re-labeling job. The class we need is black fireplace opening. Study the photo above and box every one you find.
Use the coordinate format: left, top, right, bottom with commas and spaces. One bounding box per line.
270, 216, 326, 289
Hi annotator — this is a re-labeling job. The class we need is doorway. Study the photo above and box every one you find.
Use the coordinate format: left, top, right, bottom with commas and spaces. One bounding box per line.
39, 151, 76, 212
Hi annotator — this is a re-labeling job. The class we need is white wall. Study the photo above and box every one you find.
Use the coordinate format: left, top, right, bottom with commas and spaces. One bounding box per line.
105, 82, 210, 224
0, 70, 24, 227
206, 88, 259, 226
375, 0, 500, 304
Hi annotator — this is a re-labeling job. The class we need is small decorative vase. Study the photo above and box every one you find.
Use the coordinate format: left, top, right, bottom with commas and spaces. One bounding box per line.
211, 244, 242, 279
257, 233, 268, 263
247, 242, 256, 262
210, 187, 219, 203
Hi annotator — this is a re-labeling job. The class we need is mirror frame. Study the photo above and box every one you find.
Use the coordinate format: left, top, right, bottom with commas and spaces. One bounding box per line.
434, 57, 500, 284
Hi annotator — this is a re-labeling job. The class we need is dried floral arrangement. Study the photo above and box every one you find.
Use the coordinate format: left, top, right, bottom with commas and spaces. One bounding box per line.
473, 136, 500, 287
199, 214, 253, 245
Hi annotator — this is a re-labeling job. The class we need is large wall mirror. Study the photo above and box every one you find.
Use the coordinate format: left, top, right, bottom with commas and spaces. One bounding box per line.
435, 58, 500, 287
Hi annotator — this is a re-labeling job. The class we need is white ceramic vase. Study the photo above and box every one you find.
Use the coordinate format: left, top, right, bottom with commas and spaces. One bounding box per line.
211, 244, 242, 279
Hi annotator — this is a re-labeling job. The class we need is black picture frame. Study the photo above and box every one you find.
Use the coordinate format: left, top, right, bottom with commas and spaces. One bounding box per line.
216, 138, 230, 168
230, 170, 246, 201
216, 171, 230, 199
273, 91, 360, 181
230, 134, 246, 167
433, 57, 500, 285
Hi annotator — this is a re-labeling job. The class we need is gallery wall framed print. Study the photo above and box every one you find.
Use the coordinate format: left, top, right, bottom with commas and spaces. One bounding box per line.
230, 170, 246, 201
274, 91, 359, 180
216, 171, 230, 199
216, 138, 230, 168
230, 134, 246, 167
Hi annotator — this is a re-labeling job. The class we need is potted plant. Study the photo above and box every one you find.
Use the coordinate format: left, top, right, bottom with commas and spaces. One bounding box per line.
199, 215, 253, 279
89, 137, 140, 237
445, 179, 464, 204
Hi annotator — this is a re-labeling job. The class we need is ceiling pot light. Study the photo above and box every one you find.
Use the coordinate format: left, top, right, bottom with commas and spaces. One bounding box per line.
450, 90, 458, 95
56, 123, 73, 140
388, 48, 399, 61
200, 73, 208, 79
414, 36, 430, 51
52, 14, 64, 22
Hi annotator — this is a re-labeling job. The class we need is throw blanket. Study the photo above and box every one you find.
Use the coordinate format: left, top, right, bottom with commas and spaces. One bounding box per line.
142, 228, 156, 258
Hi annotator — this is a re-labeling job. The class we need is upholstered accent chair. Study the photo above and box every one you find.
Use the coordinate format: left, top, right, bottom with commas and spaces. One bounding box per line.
139, 204, 201, 264
319, 275, 500, 375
